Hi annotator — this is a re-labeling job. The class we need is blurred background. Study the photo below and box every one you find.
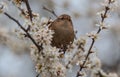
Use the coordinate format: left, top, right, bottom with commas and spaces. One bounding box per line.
0, 0, 120, 77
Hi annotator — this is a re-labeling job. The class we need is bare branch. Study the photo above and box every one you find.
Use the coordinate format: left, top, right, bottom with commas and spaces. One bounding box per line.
43, 6, 58, 18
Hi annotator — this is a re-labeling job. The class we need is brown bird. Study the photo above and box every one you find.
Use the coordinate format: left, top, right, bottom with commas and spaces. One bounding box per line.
49, 14, 75, 52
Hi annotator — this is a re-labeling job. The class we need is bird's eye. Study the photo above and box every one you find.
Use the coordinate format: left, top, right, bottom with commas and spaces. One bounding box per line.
68, 19, 71, 21
60, 17, 64, 20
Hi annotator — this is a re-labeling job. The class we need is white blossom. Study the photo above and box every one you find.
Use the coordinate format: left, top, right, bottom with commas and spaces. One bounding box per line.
0, 2, 7, 13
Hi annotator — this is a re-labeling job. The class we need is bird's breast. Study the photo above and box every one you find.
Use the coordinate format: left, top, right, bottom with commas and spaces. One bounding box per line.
49, 19, 74, 49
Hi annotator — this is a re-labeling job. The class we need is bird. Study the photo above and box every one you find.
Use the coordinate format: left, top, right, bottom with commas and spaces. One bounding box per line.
49, 14, 75, 52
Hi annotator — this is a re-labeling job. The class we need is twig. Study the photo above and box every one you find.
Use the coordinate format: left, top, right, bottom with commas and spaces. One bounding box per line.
4, 12, 42, 52
77, 38, 94, 72
11, 0, 33, 22
23, 0, 33, 22
76, 0, 112, 77
43, 6, 58, 17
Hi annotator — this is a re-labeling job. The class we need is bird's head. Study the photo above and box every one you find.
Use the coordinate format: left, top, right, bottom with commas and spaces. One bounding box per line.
58, 14, 71, 21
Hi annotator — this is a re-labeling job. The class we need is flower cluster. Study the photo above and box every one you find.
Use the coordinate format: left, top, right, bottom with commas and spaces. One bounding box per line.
29, 17, 66, 77
0, 2, 7, 14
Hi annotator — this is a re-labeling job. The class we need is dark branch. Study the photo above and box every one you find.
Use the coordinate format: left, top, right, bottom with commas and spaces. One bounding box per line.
4, 12, 42, 52
43, 6, 58, 17
80, 39, 94, 71
23, 0, 33, 22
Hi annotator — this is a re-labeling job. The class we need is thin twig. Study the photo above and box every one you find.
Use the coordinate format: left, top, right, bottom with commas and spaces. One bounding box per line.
79, 38, 95, 71
76, 0, 112, 77
23, 0, 33, 22
43, 6, 58, 17
4, 12, 42, 52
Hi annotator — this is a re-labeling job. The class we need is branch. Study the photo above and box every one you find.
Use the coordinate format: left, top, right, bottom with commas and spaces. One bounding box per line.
4, 12, 42, 52
76, 0, 112, 76
43, 6, 58, 17
23, 0, 33, 22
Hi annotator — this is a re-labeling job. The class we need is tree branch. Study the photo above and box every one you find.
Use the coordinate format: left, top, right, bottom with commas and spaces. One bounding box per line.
4, 12, 42, 52
76, 0, 112, 76
23, 0, 33, 22
43, 6, 58, 17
